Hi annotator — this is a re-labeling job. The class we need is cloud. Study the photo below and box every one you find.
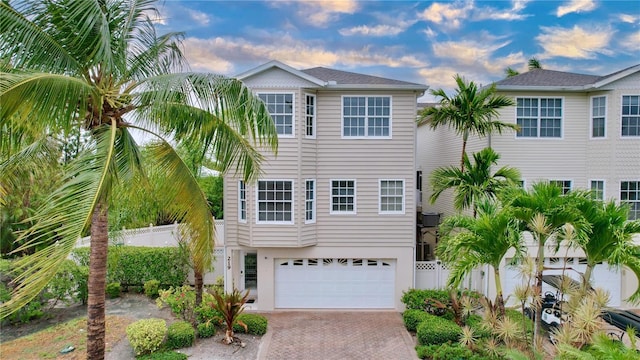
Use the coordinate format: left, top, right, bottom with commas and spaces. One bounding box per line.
556, 0, 597, 17
619, 14, 639, 23
417, 1, 473, 29
187, 9, 210, 26
339, 18, 416, 37
275, 0, 358, 27
473, 0, 531, 21
536, 25, 614, 59
622, 31, 640, 52
423, 27, 437, 39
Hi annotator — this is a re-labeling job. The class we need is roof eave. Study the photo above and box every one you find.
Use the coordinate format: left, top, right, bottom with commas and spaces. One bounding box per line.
324, 84, 429, 91
592, 64, 640, 88
495, 85, 591, 92
235, 60, 326, 86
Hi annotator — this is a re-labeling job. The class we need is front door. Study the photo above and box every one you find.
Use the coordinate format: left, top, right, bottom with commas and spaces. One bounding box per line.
243, 252, 257, 296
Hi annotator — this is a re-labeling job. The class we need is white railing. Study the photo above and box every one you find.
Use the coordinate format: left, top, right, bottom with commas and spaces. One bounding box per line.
415, 260, 483, 293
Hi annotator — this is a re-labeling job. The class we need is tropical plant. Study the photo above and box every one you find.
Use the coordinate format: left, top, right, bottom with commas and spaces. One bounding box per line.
418, 75, 516, 171
0, 1, 277, 359
429, 147, 520, 215
437, 198, 524, 317
211, 288, 250, 344
504, 57, 543, 78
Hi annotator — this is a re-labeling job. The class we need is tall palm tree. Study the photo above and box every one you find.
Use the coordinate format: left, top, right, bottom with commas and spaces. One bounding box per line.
429, 147, 520, 216
574, 197, 640, 303
419, 75, 516, 171
0, 1, 278, 359
528, 57, 542, 70
437, 198, 525, 317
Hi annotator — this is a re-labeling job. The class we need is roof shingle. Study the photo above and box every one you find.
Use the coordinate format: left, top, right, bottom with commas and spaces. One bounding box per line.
494, 69, 601, 87
301, 67, 423, 86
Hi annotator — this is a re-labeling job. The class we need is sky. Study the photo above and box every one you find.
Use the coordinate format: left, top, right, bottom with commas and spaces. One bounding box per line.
154, 0, 640, 98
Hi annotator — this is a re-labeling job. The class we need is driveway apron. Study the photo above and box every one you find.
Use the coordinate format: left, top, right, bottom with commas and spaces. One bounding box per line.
258, 311, 418, 360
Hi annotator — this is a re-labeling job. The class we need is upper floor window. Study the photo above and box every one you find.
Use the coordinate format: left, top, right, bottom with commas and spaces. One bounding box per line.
305, 94, 315, 138
342, 96, 391, 138
257, 180, 293, 223
620, 181, 639, 220
305, 179, 316, 223
331, 180, 356, 214
258, 93, 294, 136
516, 98, 562, 138
591, 96, 606, 138
239, 181, 247, 222
380, 180, 405, 214
621, 95, 639, 137
550, 180, 572, 194
589, 180, 604, 200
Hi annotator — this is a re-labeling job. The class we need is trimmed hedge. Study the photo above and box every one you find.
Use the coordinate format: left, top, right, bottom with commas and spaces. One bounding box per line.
72, 246, 188, 287
106, 282, 121, 298
415, 343, 492, 360
401, 289, 451, 311
197, 322, 216, 338
137, 351, 188, 360
166, 321, 195, 349
126, 318, 167, 356
144, 279, 161, 298
233, 313, 268, 335
416, 313, 462, 345
403, 309, 431, 332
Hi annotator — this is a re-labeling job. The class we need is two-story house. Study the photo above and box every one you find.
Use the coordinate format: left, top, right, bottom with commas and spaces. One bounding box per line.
223, 61, 428, 311
417, 64, 640, 307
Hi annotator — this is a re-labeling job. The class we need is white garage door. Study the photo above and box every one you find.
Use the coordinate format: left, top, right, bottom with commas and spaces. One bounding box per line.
502, 257, 621, 306
275, 258, 395, 308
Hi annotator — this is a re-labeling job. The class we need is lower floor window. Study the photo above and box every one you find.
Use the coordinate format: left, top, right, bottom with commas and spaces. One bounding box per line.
257, 180, 293, 222
380, 180, 404, 213
621, 181, 640, 220
590, 180, 604, 200
331, 180, 355, 213
550, 180, 572, 194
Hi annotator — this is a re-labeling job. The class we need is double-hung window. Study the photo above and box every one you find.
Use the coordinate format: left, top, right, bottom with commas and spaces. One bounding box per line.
331, 180, 356, 214
589, 180, 604, 200
257, 180, 293, 223
620, 181, 640, 220
621, 95, 639, 137
259, 93, 294, 136
516, 98, 562, 138
379, 180, 405, 214
305, 180, 316, 223
550, 180, 572, 194
591, 96, 606, 138
343, 96, 391, 137
305, 94, 315, 138
238, 181, 247, 222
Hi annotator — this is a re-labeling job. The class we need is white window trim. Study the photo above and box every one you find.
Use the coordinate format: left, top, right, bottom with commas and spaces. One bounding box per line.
257, 91, 296, 139
255, 179, 295, 225
514, 96, 565, 140
519, 179, 527, 189
238, 180, 247, 223
619, 179, 640, 220
304, 93, 316, 139
305, 179, 316, 224
620, 94, 640, 139
329, 179, 357, 215
379, 179, 405, 215
341, 95, 393, 139
549, 179, 573, 194
590, 95, 607, 140
588, 179, 606, 200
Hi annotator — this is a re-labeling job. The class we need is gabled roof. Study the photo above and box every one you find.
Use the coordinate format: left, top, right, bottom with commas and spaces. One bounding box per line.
494, 64, 640, 91
235, 60, 428, 91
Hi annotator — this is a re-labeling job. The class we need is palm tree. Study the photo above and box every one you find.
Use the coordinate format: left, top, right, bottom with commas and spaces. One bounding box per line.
505, 67, 520, 78
575, 197, 640, 303
0, 1, 278, 359
437, 198, 524, 317
429, 147, 520, 216
419, 75, 516, 171
528, 57, 542, 70
500, 183, 589, 344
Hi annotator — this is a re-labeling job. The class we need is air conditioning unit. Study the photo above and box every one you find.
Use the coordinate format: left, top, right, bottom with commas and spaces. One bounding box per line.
422, 212, 441, 227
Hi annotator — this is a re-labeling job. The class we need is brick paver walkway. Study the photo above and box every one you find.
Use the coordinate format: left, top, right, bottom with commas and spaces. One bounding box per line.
258, 311, 418, 360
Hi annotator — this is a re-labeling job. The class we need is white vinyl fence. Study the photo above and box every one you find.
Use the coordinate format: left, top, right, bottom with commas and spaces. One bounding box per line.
415, 260, 484, 293
75, 221, 225, 285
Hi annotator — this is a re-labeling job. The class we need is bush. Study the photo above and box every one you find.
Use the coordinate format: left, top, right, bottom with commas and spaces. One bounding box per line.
137, 351, 188, 360
416, 313, 462, 345
71, 246, 188, 287
403, 309, 430, 332
166, 321, 195, 350
195, 296, 223, 326
401, 289, 451, 311
465, 314, 492, 339
233, 313, 268, 335
106, 282, 121, 298
416, 343, 484, 360
46, 259, 89, 305
506, 309, 533, 336
126, 318, 167, 356
145, 280, 161, 298
197, 322, 216, 338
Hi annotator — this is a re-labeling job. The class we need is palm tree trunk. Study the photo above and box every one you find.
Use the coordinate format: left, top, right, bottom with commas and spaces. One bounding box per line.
533, 238, 545, 347
460, 140, 467, 172
87, 201, 108, 360
494, 267, 506, 318
582, 264, 594, 295
194, 270, 203, 307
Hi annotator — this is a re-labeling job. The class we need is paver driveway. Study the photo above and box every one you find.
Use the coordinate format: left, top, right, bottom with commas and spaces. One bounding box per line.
258, 311, 418, 360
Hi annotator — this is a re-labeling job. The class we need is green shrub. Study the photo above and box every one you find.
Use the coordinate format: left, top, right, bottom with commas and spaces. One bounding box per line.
46, 260, 88, 304
106, 282, 121, 298
195, 296, 223, 326
403, 309, 430, 332
416, 313, 462, 345
465, 314, 492, 339
166, 321, 195, 350
197, 322, 216, 338
137, 350, 187, 360
156, 286, 196, 322
401, 289, 451, 311
506, 309, 533, 336
233, 313, 268, 335
71, 246, 188, 287
416, 343, 480, 360
145, 280, 161, 298
126, 318, 167, 356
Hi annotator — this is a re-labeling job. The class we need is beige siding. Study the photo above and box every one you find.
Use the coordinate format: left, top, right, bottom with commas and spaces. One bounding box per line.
242, 68, 320, 89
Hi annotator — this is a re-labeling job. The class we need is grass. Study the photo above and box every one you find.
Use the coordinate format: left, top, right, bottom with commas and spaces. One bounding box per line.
1, 315, 133, 359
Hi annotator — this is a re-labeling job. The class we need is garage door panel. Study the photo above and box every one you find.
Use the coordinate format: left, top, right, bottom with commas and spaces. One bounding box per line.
275, 258, 395, 309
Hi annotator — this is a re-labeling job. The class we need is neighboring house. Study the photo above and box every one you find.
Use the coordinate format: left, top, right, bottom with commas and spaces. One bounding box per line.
223, 60, 428, 311
417, 64, 640, 308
